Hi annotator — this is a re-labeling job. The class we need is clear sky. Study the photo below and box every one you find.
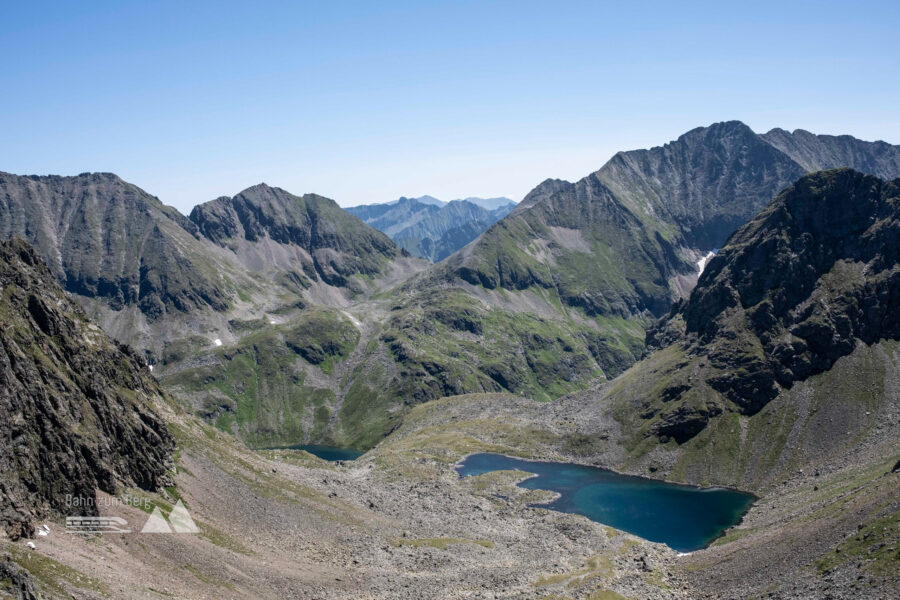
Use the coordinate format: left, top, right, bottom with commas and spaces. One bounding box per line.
1, 1, 898, 213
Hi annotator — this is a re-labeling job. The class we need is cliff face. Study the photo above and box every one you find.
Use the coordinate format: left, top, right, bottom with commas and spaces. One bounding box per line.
0, 239, 173, 540
0, 172, 230, 320
642, 169, 900, 441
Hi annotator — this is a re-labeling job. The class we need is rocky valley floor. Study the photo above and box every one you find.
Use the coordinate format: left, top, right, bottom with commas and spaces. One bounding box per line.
3, 391, 898, 599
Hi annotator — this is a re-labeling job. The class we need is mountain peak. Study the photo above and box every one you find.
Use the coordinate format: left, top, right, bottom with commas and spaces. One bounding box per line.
190, 184, 402, 286
675, 120, 757, 144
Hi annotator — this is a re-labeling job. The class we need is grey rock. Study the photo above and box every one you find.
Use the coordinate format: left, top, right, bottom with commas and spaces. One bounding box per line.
0, 239, 174, 539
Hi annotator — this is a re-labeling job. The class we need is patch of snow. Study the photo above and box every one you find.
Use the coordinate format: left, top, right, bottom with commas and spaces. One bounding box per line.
342, 311, 362, 328
148, 364, 154, 372
213, 338, 223, 347
697, 250, 717, 274
37, 529, 48, 537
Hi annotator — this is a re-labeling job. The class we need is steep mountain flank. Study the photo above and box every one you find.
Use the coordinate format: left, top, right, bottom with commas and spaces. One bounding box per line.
190, 184, 404, 288
0, 172, 229, 320
445, 172, 691, 320
638, 169, 899, 444
594, 121, 807, 249
0, 239, 173, 540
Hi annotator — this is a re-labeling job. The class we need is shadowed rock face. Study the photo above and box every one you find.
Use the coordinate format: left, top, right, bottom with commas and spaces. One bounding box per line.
0, 239, 173, 540
0, 172, 229, 320
645, 169, 900, 440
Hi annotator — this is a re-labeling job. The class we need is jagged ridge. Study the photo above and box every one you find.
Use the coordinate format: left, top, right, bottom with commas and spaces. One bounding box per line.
643, 169, 900, 441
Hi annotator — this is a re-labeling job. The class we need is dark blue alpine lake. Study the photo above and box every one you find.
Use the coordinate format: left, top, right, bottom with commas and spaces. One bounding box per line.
456, 453, 754, 552
271, 444, 365, 462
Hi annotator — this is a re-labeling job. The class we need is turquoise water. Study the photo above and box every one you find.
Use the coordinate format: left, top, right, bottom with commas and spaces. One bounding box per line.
456, 453, 754, 552
274, 444, 365, 461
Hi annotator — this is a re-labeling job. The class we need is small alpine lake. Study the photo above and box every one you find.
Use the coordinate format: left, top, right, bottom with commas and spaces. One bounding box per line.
268, 444, 365, 462
456, 453, 755, 552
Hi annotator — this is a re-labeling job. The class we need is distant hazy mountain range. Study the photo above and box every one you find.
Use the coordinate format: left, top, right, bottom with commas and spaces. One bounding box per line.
345, 196, 515, 262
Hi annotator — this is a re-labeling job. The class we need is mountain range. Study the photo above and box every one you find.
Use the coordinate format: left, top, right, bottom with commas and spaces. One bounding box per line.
1, 121, 899, 453
345, 195, 515, 262
1, 122, 899, 598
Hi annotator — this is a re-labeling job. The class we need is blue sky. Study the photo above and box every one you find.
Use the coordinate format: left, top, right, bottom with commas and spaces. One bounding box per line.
1, 1, 898, 213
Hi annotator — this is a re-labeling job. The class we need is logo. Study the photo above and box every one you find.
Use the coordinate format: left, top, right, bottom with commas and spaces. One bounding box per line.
65, 516, 132, 534
141, 501, 199, 534
65, 499, 198, 535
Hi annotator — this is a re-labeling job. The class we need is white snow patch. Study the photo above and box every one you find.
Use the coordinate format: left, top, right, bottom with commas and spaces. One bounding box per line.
697, 251, 716, 274
148, 365, 154, 372
342, 311, 362, 328
213, 338, 223, 347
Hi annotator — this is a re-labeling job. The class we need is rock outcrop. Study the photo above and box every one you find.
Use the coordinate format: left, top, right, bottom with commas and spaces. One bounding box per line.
0, 239, 173, 540
644, 169, 899, 440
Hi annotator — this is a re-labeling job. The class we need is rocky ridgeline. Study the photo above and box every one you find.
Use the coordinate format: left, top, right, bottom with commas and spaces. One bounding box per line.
0, 239, 173, 540
190, 183, 404, 287
443, 121, 900, 322
0, 172, 229, 320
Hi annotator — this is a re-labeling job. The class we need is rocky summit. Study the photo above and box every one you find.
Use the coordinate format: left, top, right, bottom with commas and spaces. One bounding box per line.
190, 183, 404, 287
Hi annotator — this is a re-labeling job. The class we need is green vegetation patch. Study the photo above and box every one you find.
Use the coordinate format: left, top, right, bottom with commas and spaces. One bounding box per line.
6, 544, 110, 597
